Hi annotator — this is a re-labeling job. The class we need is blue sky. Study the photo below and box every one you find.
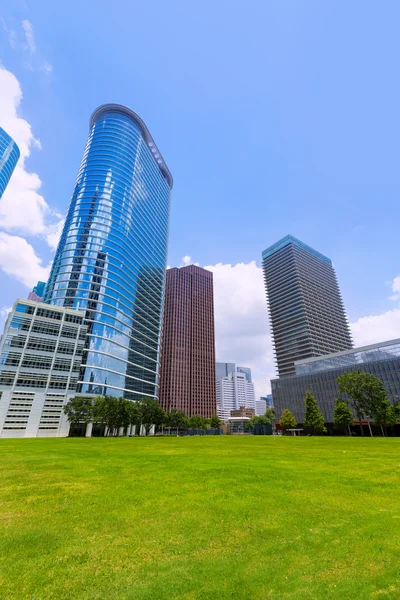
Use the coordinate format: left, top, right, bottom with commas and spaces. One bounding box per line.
1, 0, 400, 394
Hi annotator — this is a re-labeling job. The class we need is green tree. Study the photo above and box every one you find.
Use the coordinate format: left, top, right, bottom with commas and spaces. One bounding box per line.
210, 413, 223, 429
138, 397, 166, 435
127, 400, 142, 435
93, 395, 121, 435
117, 398, 133, 434
279, 408, 297, 433
371, 397, 395, 436
188, 414, 207, 430
166, 409, 187, 435
63, 396, 94, 432
333, 398, 354, 435
393, 401, 400, 423
303, 390, 326, 434
264, 407, 276, 425
337, 370, 389, 436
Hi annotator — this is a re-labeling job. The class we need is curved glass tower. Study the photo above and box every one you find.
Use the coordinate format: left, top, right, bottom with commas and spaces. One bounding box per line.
0, 127, 20, 198
44, 104, 172, 398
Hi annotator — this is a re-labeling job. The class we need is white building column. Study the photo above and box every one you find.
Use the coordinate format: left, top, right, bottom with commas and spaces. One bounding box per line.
85, 422, 93, 437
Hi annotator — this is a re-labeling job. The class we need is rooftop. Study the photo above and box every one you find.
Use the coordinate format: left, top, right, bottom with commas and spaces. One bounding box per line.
90, 104, 173, 189
294, 338, 400, 375
262, 234, 332, 266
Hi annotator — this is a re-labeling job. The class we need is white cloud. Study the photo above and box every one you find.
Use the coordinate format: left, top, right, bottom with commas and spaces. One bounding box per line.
0, 18, 52, 73
45, 217, 65, 251
204, 261, 275, 398
21, 20, 36, 55
0, 233, 51, 288
0, 306, 12, 318
0, 65, 63, 242
351, 275, 400, 347
181, 255, 199, 267
0, 18, 17, 49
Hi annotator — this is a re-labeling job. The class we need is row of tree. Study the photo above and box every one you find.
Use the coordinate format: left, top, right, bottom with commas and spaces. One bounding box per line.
245, 407, 276, 431
278, 370, 400, 435
63, 395, 223, 436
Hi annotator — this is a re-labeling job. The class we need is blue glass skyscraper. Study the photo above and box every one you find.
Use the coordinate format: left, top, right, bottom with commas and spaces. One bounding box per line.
0, 127, 20, 198
44, 104, 172, 398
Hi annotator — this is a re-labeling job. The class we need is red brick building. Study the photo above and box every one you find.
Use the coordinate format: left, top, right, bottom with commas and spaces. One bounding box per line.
159, 265, 217, 417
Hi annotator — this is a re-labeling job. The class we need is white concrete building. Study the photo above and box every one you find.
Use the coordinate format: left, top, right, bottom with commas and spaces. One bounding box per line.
217, 371, 256, 422
0, 299, 87, 438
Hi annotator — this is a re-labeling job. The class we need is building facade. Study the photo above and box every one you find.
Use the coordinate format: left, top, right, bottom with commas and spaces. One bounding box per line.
262, 235, 352, 377
44, 104, 172, 399
237, 366, 252, 382
159, 265, 216, 417
272, 339, 400, 424
255, 394, 273, 416
216, 362, 236, 381
0, 126, 20, 199
217, 371, 256, 422
28, 281, 46, 302
0, 299, 87, 438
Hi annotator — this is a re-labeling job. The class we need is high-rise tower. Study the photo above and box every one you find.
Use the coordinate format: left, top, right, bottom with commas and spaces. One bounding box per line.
159, 265, 217, 417
0, 127, 20, 198
44, 104, 172, 399
262, 235, 352, 377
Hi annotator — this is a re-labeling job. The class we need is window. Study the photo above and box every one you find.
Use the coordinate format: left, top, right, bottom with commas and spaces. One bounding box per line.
36, 308, 62, 320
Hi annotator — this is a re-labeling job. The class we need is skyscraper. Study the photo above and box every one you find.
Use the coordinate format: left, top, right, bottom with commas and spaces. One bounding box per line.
237, 366, 252, 382
217, 371, 255, 422
0, 127, 20, 198
44, 104, 172, 398
262, 235, 352, 377
28, 281, 46, 302
216, 362, 236, 381
159, 265, 216, 417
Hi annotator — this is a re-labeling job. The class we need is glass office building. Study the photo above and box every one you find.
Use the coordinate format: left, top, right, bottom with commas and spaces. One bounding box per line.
0, 127, 20, 198
272, 339, 400, 424
44, 104, 172, 399
262, 235, 353, 377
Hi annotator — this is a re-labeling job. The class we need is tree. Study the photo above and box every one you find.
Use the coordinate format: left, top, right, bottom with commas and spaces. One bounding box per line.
188, 414, 207, 430
138, 397, 166, 435
371, 397, 395, 436
63, 396, 94, 430
127, 400, 141, 435
264, 407, 276, 425
337, 370, 389, 436
279, 408, 297, 433
93, 395, 121, 435
210, 413, 223, 429
303, 390, 326, 434
166, 409, 187, 435
333, 398, 354, 435
117, 398, 133, 434
393, 401, 400, 423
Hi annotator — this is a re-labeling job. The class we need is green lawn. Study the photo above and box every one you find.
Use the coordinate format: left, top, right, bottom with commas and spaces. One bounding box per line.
1, 437, 400, 600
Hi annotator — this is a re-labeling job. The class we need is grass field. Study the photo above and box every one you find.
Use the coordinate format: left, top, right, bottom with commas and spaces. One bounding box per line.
1, 437, 400, 600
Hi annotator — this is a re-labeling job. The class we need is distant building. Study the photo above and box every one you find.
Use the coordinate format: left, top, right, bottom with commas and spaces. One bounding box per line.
230, 406, 255, 418
256, 394, 274, 415
237, 366, 252, 382
216, 362, 253, 383
159, 265, 216, 417
0, 299, 87, 438
272, 339, 400, 425
28, 281, 46, 302
216, 362, 236, 381
0, 127, 20, 199
217, 371, 255, 422
262, 235, 353, 377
